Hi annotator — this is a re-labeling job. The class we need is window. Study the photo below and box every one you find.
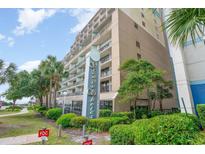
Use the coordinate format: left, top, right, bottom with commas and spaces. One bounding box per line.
136, 41, 140, 48
134, 23, 138, 29
142, 21, 146, 27
141, 13, 144, 18
137, 53, 142, 59
100, 100, 112, 110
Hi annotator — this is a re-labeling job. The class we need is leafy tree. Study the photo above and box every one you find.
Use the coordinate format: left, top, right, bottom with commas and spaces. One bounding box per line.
156, 80, 173, 111
165, 8, 205, 47
148, 80, 173, 111
4, 71, 30, 107
118, 59, 163, 117
0, 59, 17, 85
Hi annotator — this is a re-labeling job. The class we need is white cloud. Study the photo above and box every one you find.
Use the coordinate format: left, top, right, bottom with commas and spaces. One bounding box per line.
7, 37, 15, 47
0, 33, 6, 41
18, 60, 41, 72
14, 9, 58, 36
69, 9, 98, 34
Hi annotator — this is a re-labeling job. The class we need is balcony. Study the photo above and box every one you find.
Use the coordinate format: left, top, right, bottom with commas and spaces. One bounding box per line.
68, 57, 85, 72
100, 55, 112, 64
98, 39, 111, 53
100, 85, 112, 93
101, 69, 112, 78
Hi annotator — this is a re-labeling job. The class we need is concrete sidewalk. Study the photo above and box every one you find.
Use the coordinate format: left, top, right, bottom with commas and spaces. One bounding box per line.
0, 108, 28, 118
0, 134, 41, 145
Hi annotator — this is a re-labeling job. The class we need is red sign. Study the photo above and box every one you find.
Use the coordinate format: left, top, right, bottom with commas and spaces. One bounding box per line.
38, 129, 49, 137
82, 139, 93, 145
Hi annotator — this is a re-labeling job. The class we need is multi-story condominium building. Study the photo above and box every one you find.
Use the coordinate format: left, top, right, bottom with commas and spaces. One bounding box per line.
57, 8, 177, 115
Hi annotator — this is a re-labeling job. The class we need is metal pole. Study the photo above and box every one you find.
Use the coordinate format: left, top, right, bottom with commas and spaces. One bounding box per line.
82, 124, 86, 137
63, 95, 65, 114
181, 97, 188, 116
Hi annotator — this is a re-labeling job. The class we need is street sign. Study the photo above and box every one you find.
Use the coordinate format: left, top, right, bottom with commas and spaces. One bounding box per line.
82, 139, 93, 145
38, 129, 49, 137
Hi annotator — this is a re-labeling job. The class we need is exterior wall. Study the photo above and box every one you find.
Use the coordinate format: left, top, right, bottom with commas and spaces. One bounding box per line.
184, 40, 205, 107
113, 9, 176, 111
57, 8, 177, 113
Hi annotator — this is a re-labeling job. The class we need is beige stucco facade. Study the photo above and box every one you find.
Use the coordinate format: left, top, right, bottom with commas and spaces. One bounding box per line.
57, 8, 177, 114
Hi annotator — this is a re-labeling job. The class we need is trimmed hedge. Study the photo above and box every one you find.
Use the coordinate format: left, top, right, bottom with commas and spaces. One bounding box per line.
197, 104, 205, 128
56, 113, 77, 128
111, 112, 134, 121
99, 109, 112, 117
71, 116, 88, 128
110, 114, 200, 145
88, 116, 129, 132
109, 125, 136, 145
46, 108, 62, 120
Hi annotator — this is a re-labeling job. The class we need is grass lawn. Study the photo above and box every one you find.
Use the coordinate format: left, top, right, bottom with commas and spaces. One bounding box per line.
0, 111, 77, 145
0, 110, 20, 115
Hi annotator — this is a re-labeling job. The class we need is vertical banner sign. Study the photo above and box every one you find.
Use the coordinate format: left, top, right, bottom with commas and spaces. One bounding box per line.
82, 46, 100, 118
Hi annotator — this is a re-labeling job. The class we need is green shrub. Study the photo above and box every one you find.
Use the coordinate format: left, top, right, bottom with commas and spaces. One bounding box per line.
133, 114, 200, 145
109, 124, 136, 145
131, 106, 149, 119
27, 106, 33, 110
197, 104, 205, 128
111, 112, 134, 121
110, 113, 200, 145
46, 108, 62, 120
56, 113, 77, 128
71, 116, 88, 128
99, 109, 112, 117
36, 106, 47, 115
33, 104, 40, 111
88, 116, 129, 132
5, 105, 22, 111
151, 110, 164, 117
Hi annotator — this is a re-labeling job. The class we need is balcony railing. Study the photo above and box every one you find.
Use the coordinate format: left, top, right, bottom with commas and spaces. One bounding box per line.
100, 55, 112, 64
68, 57, 85, 72
100, 85, 112, 92
101, 69, 112, 78
99, 39, 111, 53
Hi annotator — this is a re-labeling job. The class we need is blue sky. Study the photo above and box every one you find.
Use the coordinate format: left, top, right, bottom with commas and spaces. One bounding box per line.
0, 8, 98, 103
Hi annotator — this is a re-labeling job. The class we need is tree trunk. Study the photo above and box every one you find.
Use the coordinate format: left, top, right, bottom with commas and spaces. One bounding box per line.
39, 96, 43, 107
12, 100, 16, 111
53, 84, 57, 107
152, 99, 156, 110
46, 95, 48, 108
49, 79, 52, 108
159, 100, 163, 111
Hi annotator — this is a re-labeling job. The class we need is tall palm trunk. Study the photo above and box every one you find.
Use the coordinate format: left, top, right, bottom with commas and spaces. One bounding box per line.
46, 95, 48, 108
159, 99, 163, 111
48, 79, 52, 108
53, 83, 57, 107
39, 96, 43, 107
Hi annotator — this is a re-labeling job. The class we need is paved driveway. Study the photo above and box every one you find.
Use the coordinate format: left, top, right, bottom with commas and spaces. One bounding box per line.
0, 134, 41, 145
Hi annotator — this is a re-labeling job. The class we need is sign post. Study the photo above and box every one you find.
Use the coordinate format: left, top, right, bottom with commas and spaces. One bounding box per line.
82, 45, 100, 143
38, 128, 49, 144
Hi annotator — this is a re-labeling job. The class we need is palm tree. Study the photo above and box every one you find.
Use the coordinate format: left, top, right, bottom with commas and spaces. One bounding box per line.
39, 55, 67, 108
165, 8, 205, 47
